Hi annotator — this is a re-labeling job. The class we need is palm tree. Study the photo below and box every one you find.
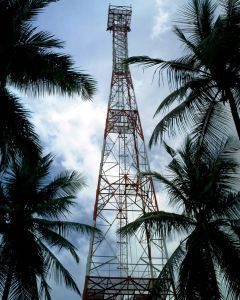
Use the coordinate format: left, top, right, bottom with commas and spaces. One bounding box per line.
0, 89, 40, 167
0, 154, 99, 299
127, 0, 240, 147
120, 137, 240, 299
0, 0, 97, 165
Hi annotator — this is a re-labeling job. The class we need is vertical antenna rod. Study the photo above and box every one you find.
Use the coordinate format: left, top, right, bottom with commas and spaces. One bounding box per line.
83, 5, 176, 299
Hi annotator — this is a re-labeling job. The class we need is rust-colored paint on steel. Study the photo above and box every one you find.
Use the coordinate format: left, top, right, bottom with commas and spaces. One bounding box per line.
83, 5, 176, 300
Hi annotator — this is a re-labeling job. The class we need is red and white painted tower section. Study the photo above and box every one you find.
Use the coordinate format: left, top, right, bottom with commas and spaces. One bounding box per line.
83, 6, 176, 299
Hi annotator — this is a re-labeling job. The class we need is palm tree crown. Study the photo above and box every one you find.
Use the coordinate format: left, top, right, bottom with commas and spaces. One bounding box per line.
0, 0, 97, 165
0, 0, 96, 97
127, 0, 240, 147
120, 137, 240, 299
0, 154, 99, 299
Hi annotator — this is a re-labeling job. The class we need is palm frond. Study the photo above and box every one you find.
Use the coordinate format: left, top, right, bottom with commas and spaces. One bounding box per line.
173, 26, 202, 59
11, 0, 60, 22
177, 227, 222, 300
209, 226, 240, 298
210, 138, 240, 190
36, 226, 79, 263
221, 0, 240, 23
39, 276, 52, 300
126, 56, 165, 67
229, 219, 240, 239
127, 55, 199, 89
0, 151, 93, 299
154, 85, 190, 116
153, 76, 209, 117
119, 211, 193, 239
192, 99, 231, 152
37, 171, 85, 200
8, 50, 97, 99
6, 268, 41, 300
152, 242, 186, 299
163, 142, 177, 158
34, 219, 101, 236
150, 81, 229, 147
0, 88, 40, 166
150, 97, 196, 147
32, 153, 53, 181
177, 0, 217, 43
34, 197, 75, 218
20, 24, 64, 48
217, 193, 240, 219
126, 56, 195, 72
40, 242, 81, 296
142, 171, 189, 209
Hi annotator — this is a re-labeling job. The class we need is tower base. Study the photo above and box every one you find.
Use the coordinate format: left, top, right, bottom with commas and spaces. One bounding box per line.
83, 276, 156, 300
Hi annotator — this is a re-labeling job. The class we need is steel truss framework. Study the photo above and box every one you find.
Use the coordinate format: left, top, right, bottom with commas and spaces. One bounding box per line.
83, 5, 176, 300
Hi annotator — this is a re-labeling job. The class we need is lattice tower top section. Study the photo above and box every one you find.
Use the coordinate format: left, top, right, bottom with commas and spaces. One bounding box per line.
107, 5, 133, 99
107, 5, 132, 32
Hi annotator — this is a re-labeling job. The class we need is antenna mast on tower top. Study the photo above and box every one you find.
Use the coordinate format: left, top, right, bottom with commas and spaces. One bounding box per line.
83, 5, 176, 299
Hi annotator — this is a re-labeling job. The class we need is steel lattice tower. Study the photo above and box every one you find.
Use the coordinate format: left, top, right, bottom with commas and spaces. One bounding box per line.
83, 6, 176, 300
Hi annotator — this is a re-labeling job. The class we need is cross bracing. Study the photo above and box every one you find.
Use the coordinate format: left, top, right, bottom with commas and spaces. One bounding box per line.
83, 5, 176, 300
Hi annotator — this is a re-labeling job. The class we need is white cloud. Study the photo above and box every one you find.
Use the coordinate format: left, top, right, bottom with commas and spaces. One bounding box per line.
25, 95, 106, 219
17, 1, 188, 297
152, 12, 170, 38
24, 94, 109, 296
151, 0, 177, 39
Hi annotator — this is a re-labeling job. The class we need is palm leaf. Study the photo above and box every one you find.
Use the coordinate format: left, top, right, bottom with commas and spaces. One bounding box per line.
221, 0, 240, 22
154, 85, 191, 116
36, 225, 79, 263
20, 24, 64, 49
216, 193, 240, 219
39, 276, 52, 300
142, 171, 189, 209
152, 242, 185, 299
37, 171, 86, 200
162, 142, 177, 158
34, 197, 75, 218
9, 49, 97, 99
209, 226, 240, 298
34, 219, 101, 236
177, 0, 217, 43
126, 55, 198, 89
177, 227, 222, 300
229, 219, 240, 238
150, 97, 196, 146
11, 0, 60, 22
40, 242, 81, 296
0, 88, 40, 166
119, 211, 193, 239
192, 99, 231, 152
153, 77, 211, 117
174, 26, 197, 50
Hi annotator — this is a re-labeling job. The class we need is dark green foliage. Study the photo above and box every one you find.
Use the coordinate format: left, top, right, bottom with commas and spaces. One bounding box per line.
127, 0, 240, 146
120, 137, 240, 299
0, 154, 100, 299
0, 0, 96, 98
0, 0, 97, 165
0, 87, 40, 167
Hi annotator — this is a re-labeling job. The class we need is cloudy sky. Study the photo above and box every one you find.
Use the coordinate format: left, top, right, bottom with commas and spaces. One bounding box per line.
21, 0, 187, 298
